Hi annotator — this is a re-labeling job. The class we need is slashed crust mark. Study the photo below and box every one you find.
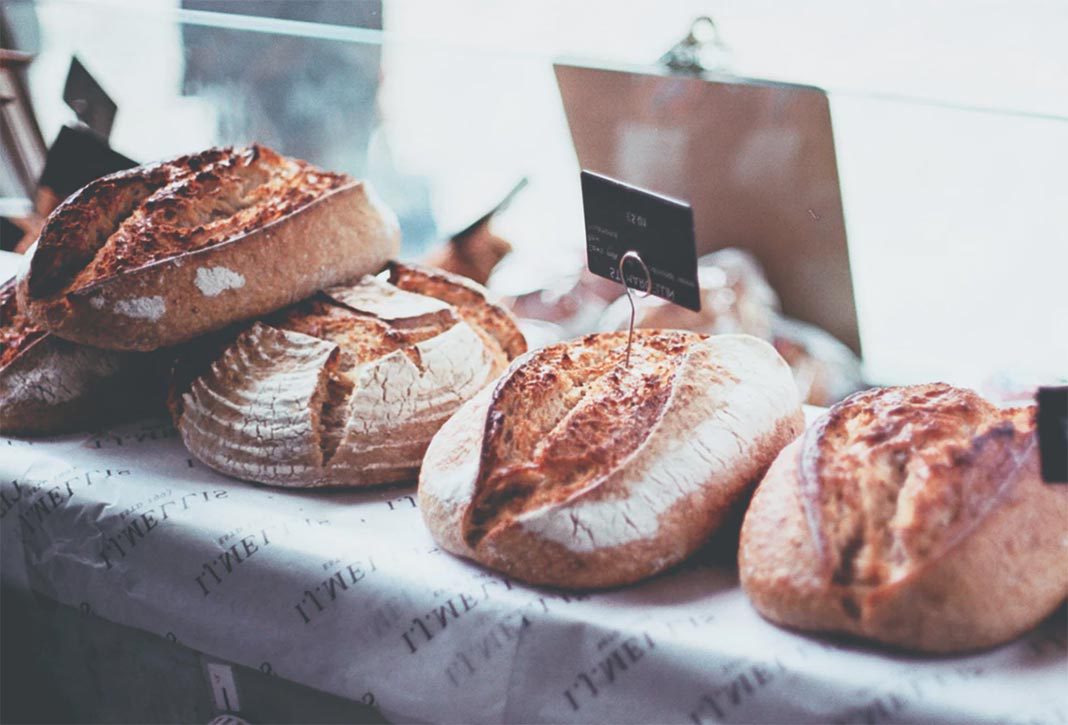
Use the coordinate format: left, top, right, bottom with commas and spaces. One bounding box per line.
461, 330, 702, 548
178, 323, 339, 479
264, 292, 461, 463
29, 172, 166, 298
31, 145, 351, 299
388, 262, 526, 361
0, 279, 47, 368
175, 269, 522, 483
800, 383, 1036, 598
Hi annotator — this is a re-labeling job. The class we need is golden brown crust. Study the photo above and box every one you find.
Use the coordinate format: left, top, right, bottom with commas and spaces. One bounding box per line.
800, 384, 1018, 587
740, 383, 1068, 652
421, 227, 512, 285
30, 146, 347, 296
388, 262, 526, 360
464, 331, 695, 548
0, 279, 47, 369
1, 280, 162, 435
19, 145, 400, 351
171, 266, 527, 487
419, 333, 804, 589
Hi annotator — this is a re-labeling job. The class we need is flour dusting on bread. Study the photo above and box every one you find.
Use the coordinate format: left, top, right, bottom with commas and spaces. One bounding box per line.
195, 267, 246, 296
113, 296, 166, 320
18, 144, 400, 350
172, 264, 526, 487
518, 340, 799, 552
419, 332, 803, 588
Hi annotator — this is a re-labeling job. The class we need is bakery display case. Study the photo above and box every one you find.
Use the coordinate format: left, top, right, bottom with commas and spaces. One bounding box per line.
2, 2, 1066, 723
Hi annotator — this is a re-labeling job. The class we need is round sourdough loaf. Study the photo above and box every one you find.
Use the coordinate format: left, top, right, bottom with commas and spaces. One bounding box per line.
739, 383, 1068, 653
17, 144, 399, 351
0, 277, 159, 434
169, 263, 525, 487
418, 331, 804, 589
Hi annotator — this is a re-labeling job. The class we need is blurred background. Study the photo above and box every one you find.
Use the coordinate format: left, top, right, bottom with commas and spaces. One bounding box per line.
2, 0, 1066, 399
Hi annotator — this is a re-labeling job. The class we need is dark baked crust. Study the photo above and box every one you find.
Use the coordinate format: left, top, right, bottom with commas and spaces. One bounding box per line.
1, 279, 161, 435
740, 383, 1068, 652
19, 145, 400, 351
0, 279, 47, 369
28, 146, 347, 297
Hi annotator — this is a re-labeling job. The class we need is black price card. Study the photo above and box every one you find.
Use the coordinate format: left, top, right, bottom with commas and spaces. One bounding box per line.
63, 56, 118, 140
38, 125, 137, 201
581, 170, 701, 311
1037, 386, 1068, 483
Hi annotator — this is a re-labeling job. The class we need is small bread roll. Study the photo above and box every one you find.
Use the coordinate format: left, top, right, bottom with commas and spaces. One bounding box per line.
170, 263, 525, 487
1, 278, 158, 434
18, 145, 399, 351
419, 331, 803, 589
740, 383, 1068, 653
423, 225, 512, 286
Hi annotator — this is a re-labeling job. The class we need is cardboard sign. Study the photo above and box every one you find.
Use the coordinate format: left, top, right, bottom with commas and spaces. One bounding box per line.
559, 63, 859, 353
581, 170, 700, 311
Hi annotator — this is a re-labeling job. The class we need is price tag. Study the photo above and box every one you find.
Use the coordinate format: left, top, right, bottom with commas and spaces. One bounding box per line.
38, 125, 137, 201
63, 56, 118, 140
581, 170, 700, 311
206, 662, 241, 712
1037, 386, 1067, 483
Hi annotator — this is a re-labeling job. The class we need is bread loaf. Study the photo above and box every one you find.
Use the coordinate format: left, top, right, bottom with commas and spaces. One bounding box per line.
418, 332, 803, 588
739, 383, 1068, 652
423, 225, 512, 286
0, 278, 157, 434
18, 145, 399, 351
170, 263, 525, 487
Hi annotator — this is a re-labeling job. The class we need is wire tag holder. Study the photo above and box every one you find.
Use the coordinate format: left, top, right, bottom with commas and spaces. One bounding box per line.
618, 249, 652, 367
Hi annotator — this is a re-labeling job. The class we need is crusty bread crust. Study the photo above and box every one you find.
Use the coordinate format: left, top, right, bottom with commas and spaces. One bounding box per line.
18, 145, 400, 351
387, 262, 526, 360
739, 384, 1068, 653
0, 276, 47, 369
0, 279, 158, 434
419, 332, 804, 589
421, 227, 512, 286
171, 266, 526, 487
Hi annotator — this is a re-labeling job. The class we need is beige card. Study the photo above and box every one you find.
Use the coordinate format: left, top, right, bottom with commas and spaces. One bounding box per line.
556, 61, 861, 355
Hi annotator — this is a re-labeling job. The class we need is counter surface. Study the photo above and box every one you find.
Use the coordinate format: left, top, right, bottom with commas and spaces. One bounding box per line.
1, 416, 1065, 724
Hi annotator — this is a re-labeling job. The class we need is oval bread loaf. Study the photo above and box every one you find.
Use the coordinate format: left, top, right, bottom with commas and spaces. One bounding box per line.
1, 278, 159, 434
170, 263, 525, 487
739, 383, 1068, 653
18, 144, 400, 351
418, 331, 804, 589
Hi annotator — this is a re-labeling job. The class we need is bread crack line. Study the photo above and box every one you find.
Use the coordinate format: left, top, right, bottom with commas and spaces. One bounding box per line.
800, 385, 1037, 588
464, 340, 682, 548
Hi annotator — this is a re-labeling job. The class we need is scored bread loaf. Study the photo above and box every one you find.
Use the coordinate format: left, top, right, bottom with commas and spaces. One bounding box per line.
0, 278, 158, 434
17, 144, 399, 351
170, 263, 526, 487
739, 383, 1068, 653
418, 331, 804, 589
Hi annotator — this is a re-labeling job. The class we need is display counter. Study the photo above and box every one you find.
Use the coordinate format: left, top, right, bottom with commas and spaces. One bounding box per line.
2, 4, 1066, 724
2, 402, 1066, 723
